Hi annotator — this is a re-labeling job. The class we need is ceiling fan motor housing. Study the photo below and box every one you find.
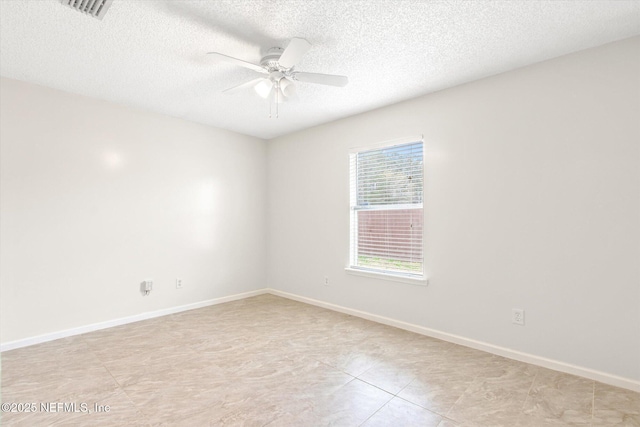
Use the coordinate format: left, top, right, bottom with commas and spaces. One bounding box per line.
260, 47, 286, 71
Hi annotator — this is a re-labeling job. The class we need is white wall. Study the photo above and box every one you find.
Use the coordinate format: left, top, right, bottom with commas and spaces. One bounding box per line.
2, 36, 638, 384
267, 37, 640, 381
0, 77, 267, 343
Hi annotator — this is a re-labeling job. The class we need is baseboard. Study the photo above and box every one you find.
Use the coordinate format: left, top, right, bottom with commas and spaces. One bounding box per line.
0, 288, 269, 352
267, 289, 640, 393
2, 286, 638, 393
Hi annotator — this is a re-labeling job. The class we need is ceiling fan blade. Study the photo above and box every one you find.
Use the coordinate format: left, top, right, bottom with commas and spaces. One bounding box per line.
207, 52, 267, 74
222, 77, 265, 94
293, 72, 349, 87
278, 38, 311, 68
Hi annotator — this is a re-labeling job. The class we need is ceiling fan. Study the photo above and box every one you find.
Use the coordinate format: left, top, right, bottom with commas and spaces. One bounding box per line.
208, 38, 348, 116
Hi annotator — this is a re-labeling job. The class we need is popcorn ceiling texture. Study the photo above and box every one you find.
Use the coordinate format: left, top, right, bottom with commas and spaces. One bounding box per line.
0, 0, 638, 139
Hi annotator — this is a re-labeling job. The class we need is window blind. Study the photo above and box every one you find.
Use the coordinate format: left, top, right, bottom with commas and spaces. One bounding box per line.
350, 141, 424, 277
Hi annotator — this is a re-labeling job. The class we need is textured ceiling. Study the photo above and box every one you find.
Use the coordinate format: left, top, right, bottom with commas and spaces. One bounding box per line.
1, 1, 639, 139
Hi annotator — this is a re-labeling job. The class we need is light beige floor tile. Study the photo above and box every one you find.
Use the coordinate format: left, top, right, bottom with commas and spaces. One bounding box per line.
149, 409, 218, 427
66, 389, 150, 426
1, 388, 145, 427
593, 382, 640, 426
448, 400, 523, 427
445, 360, 536, 427
383, 338, 453, 367
473, 355, 539, 388
442, 344, 496, 368
122, 379, 227, 425
2, 336, 100, 384
276, 378, 393, 426
100, 344, 200, 387
397, 365, 476, 415
311, 340, 388, 377
358, 359, 420, 394
362, 397, 442, 426
592, 413, 640, 427
2, 364, 119, 404
274, 361, 355, 403
1, 404, 88, 427
214, 395, 301, 427
519, 369, 593, 426
83, 331, 180, 364
3, 294, 639, 427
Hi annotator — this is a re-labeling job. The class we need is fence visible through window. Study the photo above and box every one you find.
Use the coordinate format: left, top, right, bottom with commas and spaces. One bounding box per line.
350, 140, 424, 277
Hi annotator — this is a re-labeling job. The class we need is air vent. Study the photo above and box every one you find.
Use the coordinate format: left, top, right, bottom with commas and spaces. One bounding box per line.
59, 0, 114, 20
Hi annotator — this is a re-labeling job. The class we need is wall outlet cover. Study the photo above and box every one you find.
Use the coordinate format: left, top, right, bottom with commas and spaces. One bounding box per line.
512, 308, 525, 326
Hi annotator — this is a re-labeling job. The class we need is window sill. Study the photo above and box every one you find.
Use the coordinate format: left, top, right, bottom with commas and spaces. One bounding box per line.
344, 267, 429, 286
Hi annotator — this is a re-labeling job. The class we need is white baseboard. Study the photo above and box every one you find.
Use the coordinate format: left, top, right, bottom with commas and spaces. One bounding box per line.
268, 289, 640, 393
0, 288, 268, 352
2, 286, 638, 393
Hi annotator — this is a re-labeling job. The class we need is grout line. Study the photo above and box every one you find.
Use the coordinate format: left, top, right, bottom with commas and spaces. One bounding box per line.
83, 339, 124, 390
591, 381, 595, 426
524, 370, 538, 402
442, 356, 495, 420
443, 379, 474, 421
77, 335, 152, 425
392, 392, 454, 425
354, 376, 400, 396
515, 370, 539, 425
395, 379, 416, 399
357, 390, 395, 427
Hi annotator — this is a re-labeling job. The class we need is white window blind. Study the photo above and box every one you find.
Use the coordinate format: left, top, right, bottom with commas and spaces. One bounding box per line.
350, 140, 424, 278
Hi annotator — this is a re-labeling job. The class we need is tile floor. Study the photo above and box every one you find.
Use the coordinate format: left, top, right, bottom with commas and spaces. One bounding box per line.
1, 294, 638, 426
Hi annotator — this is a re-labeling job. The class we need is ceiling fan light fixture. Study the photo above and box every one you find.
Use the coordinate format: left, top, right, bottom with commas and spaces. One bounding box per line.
279, 78, 296, 98
254, 80, 273, 98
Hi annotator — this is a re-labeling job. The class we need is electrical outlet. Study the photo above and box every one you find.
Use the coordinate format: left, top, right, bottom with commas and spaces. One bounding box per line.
324, 276, 329, 286
512, 308, 525, 326
141, 279, 153, 296
176, 278, 183, 289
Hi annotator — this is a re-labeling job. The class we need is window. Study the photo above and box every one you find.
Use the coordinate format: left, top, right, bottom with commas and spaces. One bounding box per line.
349, 139, 424, 280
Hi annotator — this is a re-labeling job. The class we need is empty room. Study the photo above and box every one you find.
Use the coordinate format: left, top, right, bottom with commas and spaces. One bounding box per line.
1, 1, 639, 426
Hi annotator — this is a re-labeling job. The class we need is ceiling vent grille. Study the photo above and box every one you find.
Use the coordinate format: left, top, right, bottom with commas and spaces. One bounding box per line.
59, 0, 114, 20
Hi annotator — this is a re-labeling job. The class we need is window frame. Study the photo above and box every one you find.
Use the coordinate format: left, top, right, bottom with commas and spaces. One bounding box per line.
346, 136, 427, 286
